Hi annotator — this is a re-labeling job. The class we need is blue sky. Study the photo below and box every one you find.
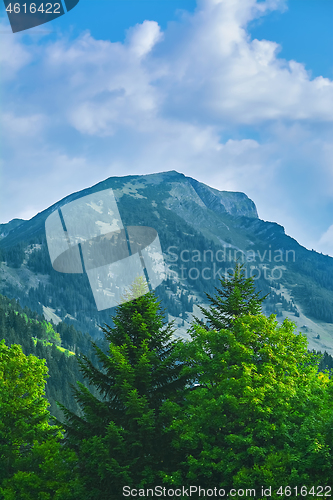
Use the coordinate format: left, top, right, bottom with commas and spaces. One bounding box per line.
0, 0, 333, 255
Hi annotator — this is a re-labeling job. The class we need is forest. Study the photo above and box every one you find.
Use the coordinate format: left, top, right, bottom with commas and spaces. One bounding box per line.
1, 264, 333, 499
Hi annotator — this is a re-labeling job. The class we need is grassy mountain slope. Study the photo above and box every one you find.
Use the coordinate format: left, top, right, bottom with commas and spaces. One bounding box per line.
0, 293, 108, 420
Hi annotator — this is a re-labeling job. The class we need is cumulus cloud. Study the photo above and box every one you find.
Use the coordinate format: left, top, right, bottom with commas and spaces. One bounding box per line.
155, 0, 332, 125
0, 0, 333, 255
8, 0, 330, 137
0, 20, 32, 79
125, 20, 164, 58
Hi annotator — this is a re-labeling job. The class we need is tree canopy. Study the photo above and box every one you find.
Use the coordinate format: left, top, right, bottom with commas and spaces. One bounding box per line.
0, 340, 81, 500
194, 262, 268, 331
165, 315, 333, 495
58, 276, 189, 499
1, 266, 333, 499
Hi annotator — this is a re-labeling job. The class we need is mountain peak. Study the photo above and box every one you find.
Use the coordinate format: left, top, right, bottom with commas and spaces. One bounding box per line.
141, 170, 258, 219
0, 170, 258, 248
104, 170, 258, 219
185, 176, 258, 219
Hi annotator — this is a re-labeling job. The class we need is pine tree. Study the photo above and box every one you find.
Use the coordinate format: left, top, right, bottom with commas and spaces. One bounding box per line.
195, 261, 268, 330
58, 276, 188, 499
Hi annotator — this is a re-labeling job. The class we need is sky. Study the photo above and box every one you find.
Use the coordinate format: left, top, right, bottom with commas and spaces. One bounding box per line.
0, 0, 333, 256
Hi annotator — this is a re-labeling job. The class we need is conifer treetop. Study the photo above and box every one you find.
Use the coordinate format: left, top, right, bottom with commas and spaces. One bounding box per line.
196, 261, 269, 330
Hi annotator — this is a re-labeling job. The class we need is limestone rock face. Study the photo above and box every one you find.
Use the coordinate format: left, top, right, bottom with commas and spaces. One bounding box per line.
187, 176, 258, 219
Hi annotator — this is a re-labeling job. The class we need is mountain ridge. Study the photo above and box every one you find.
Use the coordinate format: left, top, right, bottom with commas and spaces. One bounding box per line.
1, 170, 333, 355
0, 170, 258, 247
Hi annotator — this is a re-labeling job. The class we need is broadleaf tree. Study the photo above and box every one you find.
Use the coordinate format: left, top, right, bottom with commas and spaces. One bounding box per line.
0, 340, 82, 500
162, 262, 333, 496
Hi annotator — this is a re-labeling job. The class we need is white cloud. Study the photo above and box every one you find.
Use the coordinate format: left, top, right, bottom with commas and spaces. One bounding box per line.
1, 0, 333, 256
19, 0, 330, 139
125, 20, 164, 58
154, 0, 333, 125
0, 20, 32, 79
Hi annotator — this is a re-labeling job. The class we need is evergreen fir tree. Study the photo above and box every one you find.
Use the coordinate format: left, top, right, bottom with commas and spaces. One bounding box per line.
58, 276, 188, 499
195, 261, 268, 330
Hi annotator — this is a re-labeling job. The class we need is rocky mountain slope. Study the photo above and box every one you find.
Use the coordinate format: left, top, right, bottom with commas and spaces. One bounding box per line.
1, 170, 333, 354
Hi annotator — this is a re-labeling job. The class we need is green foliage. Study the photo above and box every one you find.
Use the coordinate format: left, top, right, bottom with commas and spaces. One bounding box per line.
59, 277, 189, 499
0, 340, 82, 499
0, 293, 105, 421
164, 315, 333, 495
42, 321, 62, 346
0, 340, 51, 463
1, 262, 333, 497
195, 262, 268, 330
2, 243, 25, 268
317, 350, 333, 375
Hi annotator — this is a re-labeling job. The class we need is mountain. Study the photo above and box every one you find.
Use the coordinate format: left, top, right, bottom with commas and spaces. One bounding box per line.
1, 170, 333, 354
0, 218, 26, 238
0, 291, 109, 421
